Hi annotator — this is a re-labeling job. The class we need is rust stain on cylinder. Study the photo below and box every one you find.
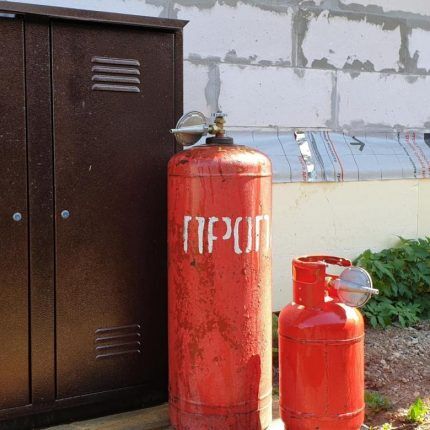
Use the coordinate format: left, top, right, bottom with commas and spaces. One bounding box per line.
168, 143, 272, 429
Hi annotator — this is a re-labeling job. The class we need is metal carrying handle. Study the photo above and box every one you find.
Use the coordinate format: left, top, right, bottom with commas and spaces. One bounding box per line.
294, 255, 379, 308
295, 255, 352, 270
296, 255, 352, 265
293, 256, 351, 287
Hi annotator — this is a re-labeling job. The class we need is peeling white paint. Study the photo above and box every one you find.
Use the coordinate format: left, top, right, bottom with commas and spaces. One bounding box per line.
183, 215, 270, 255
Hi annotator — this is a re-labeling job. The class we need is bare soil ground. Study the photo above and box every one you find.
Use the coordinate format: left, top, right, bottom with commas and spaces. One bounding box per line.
365, 321, 430, 429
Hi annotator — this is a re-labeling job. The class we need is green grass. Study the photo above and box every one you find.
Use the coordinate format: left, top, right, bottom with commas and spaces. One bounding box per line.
365, 390, 392, 413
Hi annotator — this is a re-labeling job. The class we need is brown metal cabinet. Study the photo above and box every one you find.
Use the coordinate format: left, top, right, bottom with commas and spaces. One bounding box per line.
0, 2, 184, 427
0, 16, 29, 411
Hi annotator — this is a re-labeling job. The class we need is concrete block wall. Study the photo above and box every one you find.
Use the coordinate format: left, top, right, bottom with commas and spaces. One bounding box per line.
180, 0, 430, 131
4, 0, 430, 308
9, 0, 430, 131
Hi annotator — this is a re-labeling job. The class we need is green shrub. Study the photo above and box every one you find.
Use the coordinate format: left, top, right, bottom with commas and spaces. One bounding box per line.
406, 398, 429, 423
355, 237, 430, 328
365, 390, 392, 412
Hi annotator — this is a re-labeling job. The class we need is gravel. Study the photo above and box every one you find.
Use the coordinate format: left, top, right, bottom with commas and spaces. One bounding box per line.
365, 321, 430, 428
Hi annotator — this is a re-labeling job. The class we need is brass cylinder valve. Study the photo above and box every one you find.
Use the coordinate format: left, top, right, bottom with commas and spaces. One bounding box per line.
170, 111, 228, 146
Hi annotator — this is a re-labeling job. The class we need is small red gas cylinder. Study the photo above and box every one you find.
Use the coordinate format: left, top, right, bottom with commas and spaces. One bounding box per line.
279, 256, 378, 430
168, 112, 272, 430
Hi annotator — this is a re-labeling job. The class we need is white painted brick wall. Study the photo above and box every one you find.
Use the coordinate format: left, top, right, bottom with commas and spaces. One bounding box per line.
337, 72, 430, 129
302, 11, 401, 72
218, 65, 334, 127
176, 2, 293, 66
409, 28, 430, 72
339, 0, 430, 16
184, 62, 212, 116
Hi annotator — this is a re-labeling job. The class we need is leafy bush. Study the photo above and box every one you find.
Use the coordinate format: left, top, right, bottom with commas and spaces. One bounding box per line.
355, 237, 430, 328
365, 390, 392, 412
407, 398, 429, 423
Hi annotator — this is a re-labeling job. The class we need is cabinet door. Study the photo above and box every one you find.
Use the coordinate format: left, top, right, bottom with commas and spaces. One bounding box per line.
0, 16, 29, 409
52, 21, 174, 398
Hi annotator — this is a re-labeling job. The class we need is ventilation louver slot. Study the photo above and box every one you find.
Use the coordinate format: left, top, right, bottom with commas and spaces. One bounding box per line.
91, 56, 141, 93
95, 323, 142, 360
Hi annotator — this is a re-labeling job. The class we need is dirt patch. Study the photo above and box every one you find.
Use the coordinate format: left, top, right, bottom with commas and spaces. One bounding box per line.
365, 321, 430, 429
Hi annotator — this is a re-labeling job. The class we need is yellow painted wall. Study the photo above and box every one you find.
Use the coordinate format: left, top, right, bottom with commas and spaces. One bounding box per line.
272, 179, 430, 310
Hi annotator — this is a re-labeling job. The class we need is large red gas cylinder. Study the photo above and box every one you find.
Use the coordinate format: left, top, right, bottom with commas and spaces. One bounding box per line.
279, 256, 371, 430
168, 127, 272, 429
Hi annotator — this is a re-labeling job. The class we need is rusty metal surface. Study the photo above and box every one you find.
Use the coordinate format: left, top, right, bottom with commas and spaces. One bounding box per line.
52, 20, 175, 398
168, 144, 273, 429
0, 16, 29, 410
279, 256, 365, 430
